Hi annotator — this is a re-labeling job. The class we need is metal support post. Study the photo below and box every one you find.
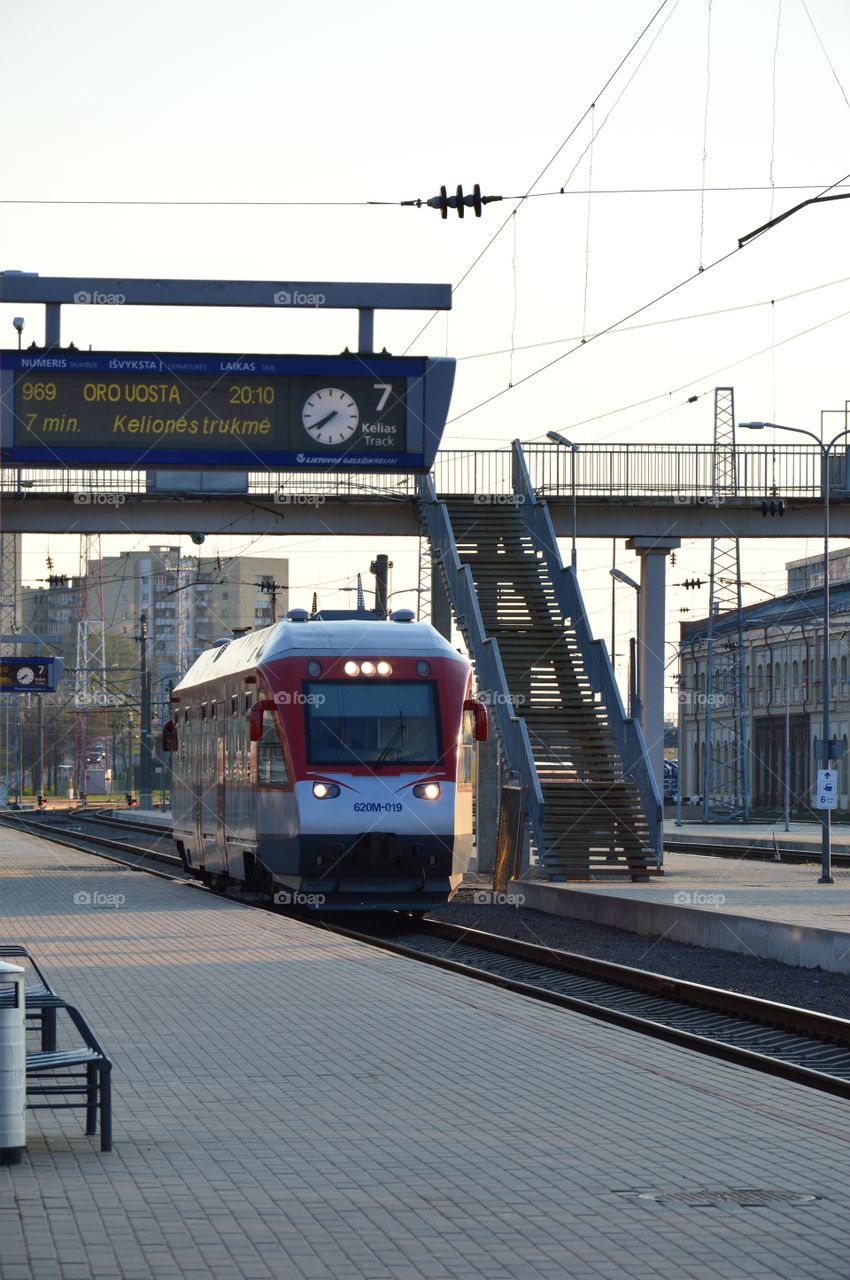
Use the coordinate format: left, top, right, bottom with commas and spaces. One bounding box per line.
139, 613, 153, 810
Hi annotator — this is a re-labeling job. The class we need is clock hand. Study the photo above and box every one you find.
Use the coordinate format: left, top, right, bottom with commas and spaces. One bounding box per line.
310, 410, 338, 430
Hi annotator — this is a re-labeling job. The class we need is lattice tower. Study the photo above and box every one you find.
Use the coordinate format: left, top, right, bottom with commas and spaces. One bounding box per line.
702, 387, 749, 820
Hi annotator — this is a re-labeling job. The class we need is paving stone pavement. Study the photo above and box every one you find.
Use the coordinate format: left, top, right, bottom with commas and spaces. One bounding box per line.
2, 826, 850, 1280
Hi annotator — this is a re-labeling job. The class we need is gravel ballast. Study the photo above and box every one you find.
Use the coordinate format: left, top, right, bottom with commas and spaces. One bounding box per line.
429, 892, 850, 1020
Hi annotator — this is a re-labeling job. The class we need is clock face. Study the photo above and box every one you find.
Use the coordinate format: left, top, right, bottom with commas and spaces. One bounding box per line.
302, 388, 359, 445
16, 666, 35, 686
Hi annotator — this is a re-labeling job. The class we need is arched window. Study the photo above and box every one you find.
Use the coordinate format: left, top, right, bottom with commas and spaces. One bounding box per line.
842, 734, 849, 798
792, 659, 799, 687
831, 656, 838, 689
842, 655, 848, 682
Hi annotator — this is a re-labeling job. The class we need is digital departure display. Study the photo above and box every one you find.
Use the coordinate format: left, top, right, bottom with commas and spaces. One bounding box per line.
0, 351, 456, 471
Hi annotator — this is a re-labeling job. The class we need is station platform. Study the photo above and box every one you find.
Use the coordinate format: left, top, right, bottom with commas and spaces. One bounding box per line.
3, 826, 850, 1280
667, 817, 850, 857
110, 807, 172, 829
512, 847, 850, 975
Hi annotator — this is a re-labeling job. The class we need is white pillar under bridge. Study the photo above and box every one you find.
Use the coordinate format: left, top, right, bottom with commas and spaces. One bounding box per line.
626, 536, 680, 805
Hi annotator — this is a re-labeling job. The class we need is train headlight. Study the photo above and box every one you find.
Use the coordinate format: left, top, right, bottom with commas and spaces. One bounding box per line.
344, 661, 359, 676
413, 782, 441, 800
307, 660, 323, 677
313, 782, 341, 799
416, 660, 431, 677
360, 660, 376, 676
377, 660, 393, 676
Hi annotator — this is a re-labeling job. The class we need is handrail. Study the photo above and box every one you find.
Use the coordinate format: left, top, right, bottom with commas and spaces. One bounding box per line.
511, 441, 663, 861
0, 441, 844, 499
415, 476, 544, 853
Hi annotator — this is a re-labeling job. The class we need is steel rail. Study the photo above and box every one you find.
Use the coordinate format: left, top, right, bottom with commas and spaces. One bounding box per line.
7, 811, 850, 1099
321, 917, 850, 1101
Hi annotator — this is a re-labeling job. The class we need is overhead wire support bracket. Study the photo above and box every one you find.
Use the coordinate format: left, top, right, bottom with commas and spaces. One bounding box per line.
738, 192, 850, 248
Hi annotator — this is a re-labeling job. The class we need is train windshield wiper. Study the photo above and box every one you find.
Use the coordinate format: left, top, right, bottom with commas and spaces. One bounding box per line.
375, 713, 406, 768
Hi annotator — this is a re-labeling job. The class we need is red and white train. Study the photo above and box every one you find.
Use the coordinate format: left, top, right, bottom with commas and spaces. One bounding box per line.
166, 609, 487, 912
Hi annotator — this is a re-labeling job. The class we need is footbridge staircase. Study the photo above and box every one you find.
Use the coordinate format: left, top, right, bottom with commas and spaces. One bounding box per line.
418, 443, 661, 880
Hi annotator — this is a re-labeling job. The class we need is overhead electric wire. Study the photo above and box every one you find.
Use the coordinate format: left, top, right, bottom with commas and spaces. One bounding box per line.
447, 164, 850, 426
454, 270, 850, 362
1, 184, 849, 208
401, 0, 676, 355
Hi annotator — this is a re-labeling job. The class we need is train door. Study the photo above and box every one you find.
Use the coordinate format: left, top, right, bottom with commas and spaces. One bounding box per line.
197, 701, 226, 875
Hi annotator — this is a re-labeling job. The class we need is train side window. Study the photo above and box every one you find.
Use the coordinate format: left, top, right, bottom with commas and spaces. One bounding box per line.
459, 709, 475, 788
257, 708, 289, 787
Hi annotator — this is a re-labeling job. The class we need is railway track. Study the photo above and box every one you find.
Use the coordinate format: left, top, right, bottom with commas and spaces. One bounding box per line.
325, 917, 850, 1100
1, 810, 184, 876
665, 838, 850, 865
7, 810, 850, 1099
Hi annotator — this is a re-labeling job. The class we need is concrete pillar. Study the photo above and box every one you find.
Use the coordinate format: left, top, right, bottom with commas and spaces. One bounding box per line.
475, 729, 501, 873
626, 537, 680, 805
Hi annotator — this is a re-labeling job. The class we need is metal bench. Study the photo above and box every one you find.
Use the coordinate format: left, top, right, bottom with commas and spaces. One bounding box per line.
25, 1004, 113, 1152
0, 945, 59, 1049
0, 948, 113, 1152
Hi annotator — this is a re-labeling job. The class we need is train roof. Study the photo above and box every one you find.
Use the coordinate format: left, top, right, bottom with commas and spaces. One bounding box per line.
173, 618, 468, 691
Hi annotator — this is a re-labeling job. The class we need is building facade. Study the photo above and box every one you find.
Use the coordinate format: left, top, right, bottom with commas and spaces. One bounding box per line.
22, 548, 288, 696
679, 551, 850, 814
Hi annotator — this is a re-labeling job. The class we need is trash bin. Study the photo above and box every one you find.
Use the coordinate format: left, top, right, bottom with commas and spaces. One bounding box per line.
0, 961, 26, 1165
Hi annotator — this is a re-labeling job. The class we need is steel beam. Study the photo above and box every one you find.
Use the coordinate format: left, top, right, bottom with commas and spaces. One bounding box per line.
0, 273, 451, 311
3, 495, 850, 538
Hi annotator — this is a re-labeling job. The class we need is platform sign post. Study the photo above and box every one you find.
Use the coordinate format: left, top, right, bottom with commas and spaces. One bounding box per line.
815, 769, 838, 810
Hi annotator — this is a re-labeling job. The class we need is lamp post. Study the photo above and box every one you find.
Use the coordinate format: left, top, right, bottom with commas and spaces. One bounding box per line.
610, 567, 641, 721
546, 431, 579, 569
740, 420, 850, 883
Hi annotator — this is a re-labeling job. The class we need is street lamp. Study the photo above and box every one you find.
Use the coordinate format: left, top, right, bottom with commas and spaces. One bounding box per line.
546, 431, 579, 569
740, 419, 850, 882
610, 567, 641, 720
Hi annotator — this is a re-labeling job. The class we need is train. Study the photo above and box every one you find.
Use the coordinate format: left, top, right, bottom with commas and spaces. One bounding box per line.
165, 608, 488, 912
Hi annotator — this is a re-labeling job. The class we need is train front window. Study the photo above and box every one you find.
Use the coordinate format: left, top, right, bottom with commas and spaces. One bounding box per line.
304, 681, 441, 766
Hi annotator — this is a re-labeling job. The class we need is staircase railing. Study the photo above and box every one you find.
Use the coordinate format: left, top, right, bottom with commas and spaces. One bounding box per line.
512, 441, 663, 861
416, 475, 544, 852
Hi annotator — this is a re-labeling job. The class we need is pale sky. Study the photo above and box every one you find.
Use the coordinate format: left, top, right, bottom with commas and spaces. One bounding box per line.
3, 0, 850, 707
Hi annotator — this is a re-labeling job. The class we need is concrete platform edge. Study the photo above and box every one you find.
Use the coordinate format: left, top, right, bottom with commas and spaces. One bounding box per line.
510, 878, 850, 975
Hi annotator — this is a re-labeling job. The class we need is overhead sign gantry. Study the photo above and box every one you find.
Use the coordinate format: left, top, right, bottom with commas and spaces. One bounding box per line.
0, 274, 454, 472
